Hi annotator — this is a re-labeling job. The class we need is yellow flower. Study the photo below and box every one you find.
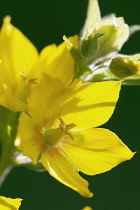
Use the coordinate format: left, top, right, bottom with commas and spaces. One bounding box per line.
16, 74, 134, 197
0, 196, 22, 210
0, 16, 78, 112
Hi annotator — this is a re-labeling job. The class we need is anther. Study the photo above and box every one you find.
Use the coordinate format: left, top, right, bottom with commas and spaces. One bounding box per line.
59, 124, 65, 132
29, 78, 37, 84
59, 118, 76, 140
59, 118, 65, 126
65, 130, 74, 140
66, 123, 76, 130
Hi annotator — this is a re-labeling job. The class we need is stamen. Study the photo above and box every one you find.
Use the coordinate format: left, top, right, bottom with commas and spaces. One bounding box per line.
59, 118, 65, 126
59, 123, 65, 132
29, 78, 37, 84
66, 123, 76, 130
59, 118, 76, 140
65, 130, 74, 140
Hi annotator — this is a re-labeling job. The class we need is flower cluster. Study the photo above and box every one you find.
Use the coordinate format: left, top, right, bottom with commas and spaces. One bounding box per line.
0, 0, 139, 209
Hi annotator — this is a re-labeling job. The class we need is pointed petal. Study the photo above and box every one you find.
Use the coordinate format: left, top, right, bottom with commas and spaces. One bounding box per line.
59, 128, 134, 175
0, 16, 38, 92
27, 74, 68, 124
29, 35, 78, 86
40, 44, 57, 59
0, 84, 27, 112
60, 81, 121, 128
0, 196, 22, 210
41, 148, 93, 197
16, 112, 42, 164
82, 0, 101, 33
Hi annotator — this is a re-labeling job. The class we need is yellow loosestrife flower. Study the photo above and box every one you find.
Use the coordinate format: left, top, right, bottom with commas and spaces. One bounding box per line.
0, 196, 22, 210
16, 74, 134, 197
0, 16, 78, 112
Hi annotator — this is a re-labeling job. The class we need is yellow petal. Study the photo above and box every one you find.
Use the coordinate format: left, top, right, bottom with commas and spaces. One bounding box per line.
40, 43, 57, 59
60, 81, 121, 128
29, 35, 78, 86
43, 35, 78, 86
59, 128, 134, 175
16, 112, 42, 164
27, 74, 68, 124
27, 77, 121, 129
41, 148, 93, 198
0, 84, 27, 112
0, 196, 22, 210
0, 16, 38, 92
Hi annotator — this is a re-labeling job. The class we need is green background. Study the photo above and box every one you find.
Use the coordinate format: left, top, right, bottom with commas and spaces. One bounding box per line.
0, 0, 140, 209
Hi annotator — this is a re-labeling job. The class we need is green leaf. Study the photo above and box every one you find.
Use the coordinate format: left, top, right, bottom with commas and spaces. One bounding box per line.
81, 0, 101, 34
63, 36, 92, 77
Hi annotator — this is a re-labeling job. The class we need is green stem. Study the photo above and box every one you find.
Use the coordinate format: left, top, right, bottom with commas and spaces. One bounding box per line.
0, 107, 20, 186
0, 161, 13, 186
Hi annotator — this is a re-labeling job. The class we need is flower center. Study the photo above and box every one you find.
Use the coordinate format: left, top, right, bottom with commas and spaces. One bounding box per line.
42, 118, 76, 146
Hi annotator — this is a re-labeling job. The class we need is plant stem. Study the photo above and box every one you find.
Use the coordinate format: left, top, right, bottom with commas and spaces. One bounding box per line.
0, 107, 20, 186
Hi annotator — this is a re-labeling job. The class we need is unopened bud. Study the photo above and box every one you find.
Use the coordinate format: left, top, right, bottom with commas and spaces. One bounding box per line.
80, 32, 103, 58
109, 55, 140, 78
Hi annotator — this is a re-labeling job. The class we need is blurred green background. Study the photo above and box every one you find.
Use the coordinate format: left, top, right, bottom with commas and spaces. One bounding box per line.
0, 0, 140, 209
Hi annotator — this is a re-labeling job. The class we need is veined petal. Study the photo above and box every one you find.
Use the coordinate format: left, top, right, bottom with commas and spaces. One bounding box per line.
16, 112, 42, 164
0, 16, 38, 92
59, 128, 134, 175
27, 74, 68, 125
29, 35, 79, 86
0, 196, 22, 210
41, 148, 93, 197
60, 81, 121, 128
0, 84, 27, 112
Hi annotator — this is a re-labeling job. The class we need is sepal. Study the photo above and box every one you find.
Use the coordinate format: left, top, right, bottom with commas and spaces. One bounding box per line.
63, 36, 92, 77
80, 31, 103, 58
